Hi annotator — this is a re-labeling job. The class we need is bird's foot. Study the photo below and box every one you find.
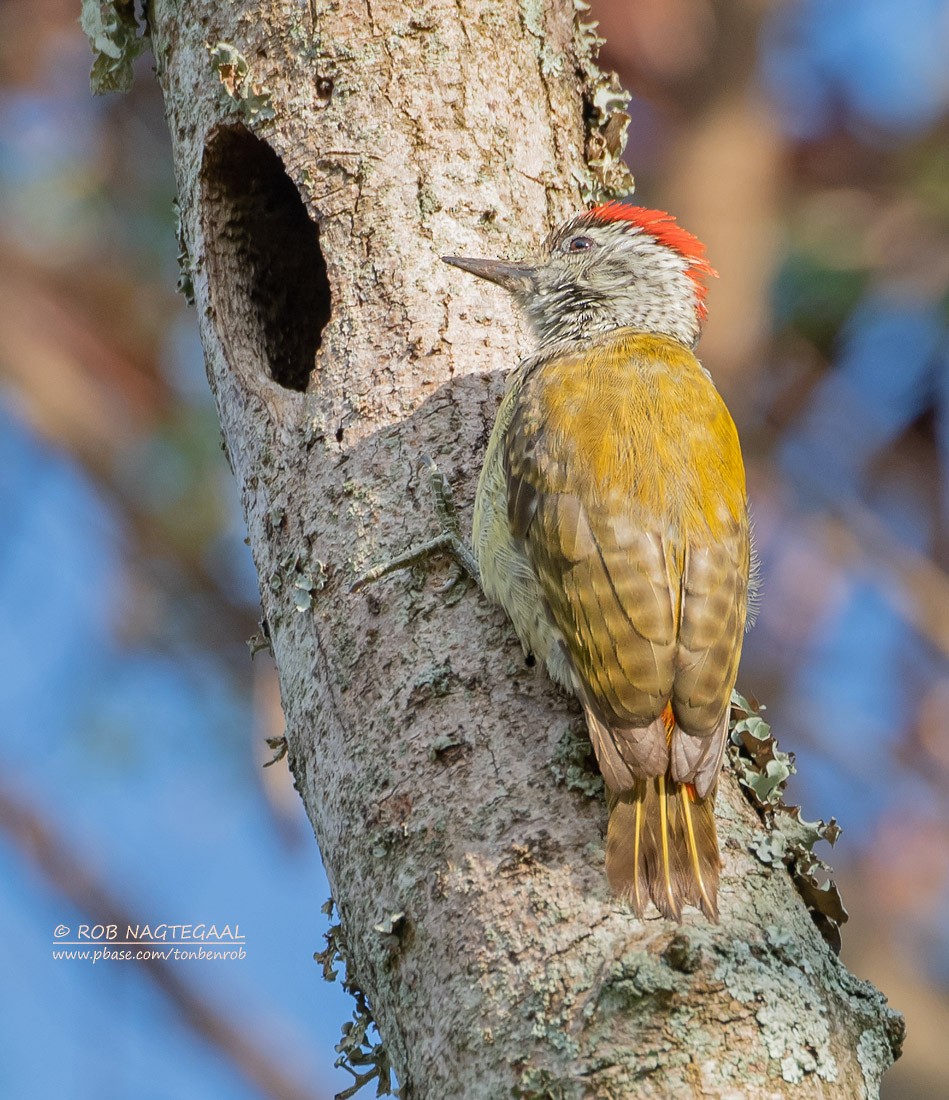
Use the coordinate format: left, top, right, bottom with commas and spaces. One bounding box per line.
350, 457, 481, 597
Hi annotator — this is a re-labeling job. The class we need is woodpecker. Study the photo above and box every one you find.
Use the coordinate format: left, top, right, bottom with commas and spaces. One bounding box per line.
444, 202, 751, 920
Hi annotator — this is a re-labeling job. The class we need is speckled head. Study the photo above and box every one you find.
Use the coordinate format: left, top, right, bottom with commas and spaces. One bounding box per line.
444, 201, 717, 349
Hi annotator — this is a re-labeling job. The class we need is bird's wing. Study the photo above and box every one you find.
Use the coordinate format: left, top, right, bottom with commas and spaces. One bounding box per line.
508, 465, 679, 785
669, 524, 750, 796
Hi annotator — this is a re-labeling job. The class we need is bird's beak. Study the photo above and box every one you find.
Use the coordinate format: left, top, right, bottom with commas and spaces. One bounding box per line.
442, 255, 536, 295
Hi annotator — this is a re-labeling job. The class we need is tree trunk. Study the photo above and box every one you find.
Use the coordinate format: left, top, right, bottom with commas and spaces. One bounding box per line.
146, 0, 902, 1095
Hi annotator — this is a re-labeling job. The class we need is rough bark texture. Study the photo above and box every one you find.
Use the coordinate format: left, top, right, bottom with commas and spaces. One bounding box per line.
149, 1, 903, 1096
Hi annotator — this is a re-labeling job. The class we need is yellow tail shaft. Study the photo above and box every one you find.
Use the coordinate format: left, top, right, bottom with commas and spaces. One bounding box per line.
606, 777, 720, 920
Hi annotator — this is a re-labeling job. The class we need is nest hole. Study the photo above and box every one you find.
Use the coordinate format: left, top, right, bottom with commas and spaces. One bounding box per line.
201, 125, 330, 392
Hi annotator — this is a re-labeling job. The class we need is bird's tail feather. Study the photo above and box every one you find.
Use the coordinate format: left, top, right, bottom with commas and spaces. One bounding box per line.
606, 776, 720, 920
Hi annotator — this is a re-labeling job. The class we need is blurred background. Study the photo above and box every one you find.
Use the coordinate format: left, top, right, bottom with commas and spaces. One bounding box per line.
0, 0, 947, 1096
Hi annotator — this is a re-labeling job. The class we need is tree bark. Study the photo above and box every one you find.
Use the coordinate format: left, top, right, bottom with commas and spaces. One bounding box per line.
147, 0, 903, 1095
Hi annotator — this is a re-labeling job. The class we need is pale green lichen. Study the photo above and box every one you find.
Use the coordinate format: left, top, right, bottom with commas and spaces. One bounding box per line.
857, 1027, 894, 1098
513, 1066, 576, 1100
597, 951, 676, 1013
291, 564, 326, 611
838, 966, 905, 1075
715, 939, 839, 1085
269, 549, 327, 611
520, 0, 566, 77
730, 691, 848, 952
314, 898, 394, 1099
208, 41, 276, 123
80, 0, 149, 94
573, 0, 635, 201
372, 910, 406, 936
262, 734, 288, 767
549, 723, 603, 798
408, 659, 455, 704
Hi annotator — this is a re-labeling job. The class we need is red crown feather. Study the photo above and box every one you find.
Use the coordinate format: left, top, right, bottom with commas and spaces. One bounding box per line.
583, 201, 718, 319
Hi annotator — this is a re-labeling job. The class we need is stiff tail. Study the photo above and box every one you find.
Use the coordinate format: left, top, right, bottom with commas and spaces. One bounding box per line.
606, 776, 721, 920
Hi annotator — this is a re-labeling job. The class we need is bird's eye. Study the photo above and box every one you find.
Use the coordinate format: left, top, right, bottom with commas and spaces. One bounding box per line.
566, 235, 595, 253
